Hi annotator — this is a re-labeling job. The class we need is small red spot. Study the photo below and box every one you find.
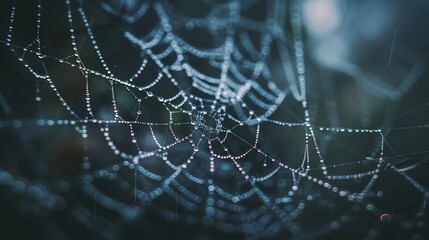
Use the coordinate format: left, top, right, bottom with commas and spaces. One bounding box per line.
380, 213, 390, 222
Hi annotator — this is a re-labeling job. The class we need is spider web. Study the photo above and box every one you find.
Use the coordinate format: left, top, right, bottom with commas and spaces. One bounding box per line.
0, 0, 428, 239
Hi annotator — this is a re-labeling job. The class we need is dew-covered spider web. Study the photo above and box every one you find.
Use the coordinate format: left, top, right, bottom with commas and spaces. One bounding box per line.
0, 0, 429, 239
